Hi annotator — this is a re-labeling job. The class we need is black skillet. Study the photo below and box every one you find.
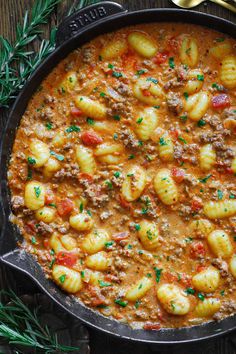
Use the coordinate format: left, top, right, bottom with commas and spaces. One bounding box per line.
0, 1, 236, 344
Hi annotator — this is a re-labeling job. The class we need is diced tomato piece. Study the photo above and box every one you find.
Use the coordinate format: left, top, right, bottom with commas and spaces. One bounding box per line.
143, 323, 161, 330
179, 273, 192, 287
191, 199, 203, 212
171, 167, 185, 183
57, 198, 74, 216
70, 107, 83, 117
190, 241, 206, 259
169, 129, 179, 141
112, 231, 129, 242
153, 51, 169, 64
43, 239, 50, 248
225, 167, 234, 175
87, 285, 106, 307
81, 131, 103, 146
164, 271, 177, 283
45, 190, 54, 205
196, 265, 206, 273
119, 194, 132, 209
78, 172, 94, 182
212, 94, 230, 110
142, 89, 151, 97
56, 251, 78, 267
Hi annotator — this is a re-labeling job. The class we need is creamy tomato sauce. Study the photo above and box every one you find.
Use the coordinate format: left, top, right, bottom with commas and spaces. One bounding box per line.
8, 23, 236, 329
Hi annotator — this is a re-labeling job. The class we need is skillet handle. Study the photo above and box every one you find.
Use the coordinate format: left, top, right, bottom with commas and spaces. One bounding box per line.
56, 1, 127, 46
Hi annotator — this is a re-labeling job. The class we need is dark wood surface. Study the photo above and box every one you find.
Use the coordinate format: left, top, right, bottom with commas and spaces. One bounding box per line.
0, 0, 236, 353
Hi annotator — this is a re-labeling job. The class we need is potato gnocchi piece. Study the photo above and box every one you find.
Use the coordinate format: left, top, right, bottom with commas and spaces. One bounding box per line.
184, 69, 204, 94
49, 233, 66, 254
158, 132, 174, 162
43, 157, 61, 178
85, 251, 111, 271
138, 221, 159, 250
133, 78, 165, 105
94, 143, 123, 164
35, 206, 56, 223
52, 131, 66, 148
59, 71, 77, 92
121, 165, 146, 202
69, 212, 94, 232
204, 200, 236, 219
184, 91, 210, 121
75, 96, 106, 120
189, 219, 214, 236
229, 255, 236, 278
81, 229, 110, 254
157, 284, 190, 315
209, 41, 232, 60
76, 145, 96, 174
60, 235, 77, 251
128, 31, 157, 58
29, 140, 50, 168
220, 55, 236, 89
192, 266, 220, 293
24, 181, 45, 210
207, 230, 233, 258
52, 265, 82, 293
100, 37, 128, 60
199, 144, 216, 171
232, 157, 236, 174
180, 36, 198, 67
125, 276, 153, 301
135, 107, 159, 141
154, 169, 178, 205
195, 298, 221, 317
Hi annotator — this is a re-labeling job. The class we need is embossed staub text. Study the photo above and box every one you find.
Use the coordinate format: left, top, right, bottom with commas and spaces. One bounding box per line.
69, 7, 107, 35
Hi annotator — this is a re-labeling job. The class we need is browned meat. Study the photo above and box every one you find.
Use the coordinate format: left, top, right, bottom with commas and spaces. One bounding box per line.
82, 183, 109, 207
119, 127, 140, 149
54, 164, 79, 180
37, 221, 54, 235
11, 196, 24, 211
166, 92, 183, 115
212, 258, 229, 277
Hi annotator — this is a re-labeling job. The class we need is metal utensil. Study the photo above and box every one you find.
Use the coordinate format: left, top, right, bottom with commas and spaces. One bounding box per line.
171, 0, 236, 13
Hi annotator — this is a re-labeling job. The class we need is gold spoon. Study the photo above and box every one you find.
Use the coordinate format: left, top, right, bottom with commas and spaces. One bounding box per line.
171, 0, 236, 13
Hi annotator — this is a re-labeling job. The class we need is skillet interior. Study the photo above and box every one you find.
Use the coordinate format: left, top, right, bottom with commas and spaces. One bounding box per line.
0, 5, 236, 343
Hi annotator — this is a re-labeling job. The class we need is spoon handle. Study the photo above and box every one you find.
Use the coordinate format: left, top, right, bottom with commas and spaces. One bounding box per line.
210, 0, 236, 13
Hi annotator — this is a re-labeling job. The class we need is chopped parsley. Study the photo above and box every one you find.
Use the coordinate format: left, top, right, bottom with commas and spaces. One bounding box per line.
220, 290, 225, 296
98, 55, 103, 61
233, 236, 236, 242
105, 241, 114, 248
48, 203, 56, 208
50, 249, 55, 255
87, 117, 95, 125
127, 173, 134, 177
141, 208, 148, 215
153, 105, 160, 109
146, 77, 158, 84
98, 280, 112, 287
45, 122, 53, 130
229, 194, 235, 199
180, 115, 188, 122
153, 267, 162, 283
168, 57, 175, 69
114, 299, 128, 307
183, 92, 189, 100
136, 69, 146, 76
100, 92, 106, 97
197, 74, 204, 81
87, 210, 92, 216
199, 174, 212, 183
159, 137, 167, 146
114, 171, 121, 178
27, 157, 36, 165
197, 119, 206, 127
79, 203, 84, 213
136, 117, 143, 124
31, 236, 37, 245
146, 273, 152, 278
105, 180, 113, 189
27, 169, 32, 180
113, 115, 120, 121
185, 287, 195, 295
135, 224, 141, 231
112, 71, 123, 78
215, 37, 225, 42
50, 151, 64, 161
59, 274, 66, 283
66, 125, 80, 133
217, 190, 223, 200
108, 63, 114, 69
113, 133, 118, 140
138, 283, 143, 289
185, 237, 193, 243
127, 244, 132, 249
212, 83, 222, 91
128, 154, 135, 160
197, 293, 205, 301
81, 270, 85, 278
34, 186, 41, 198
49, 258, 55, 269
178, 136, 187, 144
134, 300, 141, 309
138, 140, 143, 146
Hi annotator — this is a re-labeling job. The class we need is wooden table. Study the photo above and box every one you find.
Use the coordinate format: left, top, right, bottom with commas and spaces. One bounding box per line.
0, 0, 236, 353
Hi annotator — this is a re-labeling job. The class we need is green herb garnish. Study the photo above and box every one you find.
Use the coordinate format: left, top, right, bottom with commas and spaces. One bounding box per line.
169, 57, 175, 69
114, 299, 128, 307
50, 151, 64, 161
153, 267, 162, 283
34, 186, 41, 198
65, 125, 80, 133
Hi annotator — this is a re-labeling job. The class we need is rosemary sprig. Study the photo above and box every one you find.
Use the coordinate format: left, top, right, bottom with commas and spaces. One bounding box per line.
0, 0, 61, 108
0, 291, 80, 353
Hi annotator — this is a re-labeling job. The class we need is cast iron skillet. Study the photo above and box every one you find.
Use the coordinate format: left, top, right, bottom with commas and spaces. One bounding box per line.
0, 1, 236, 344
